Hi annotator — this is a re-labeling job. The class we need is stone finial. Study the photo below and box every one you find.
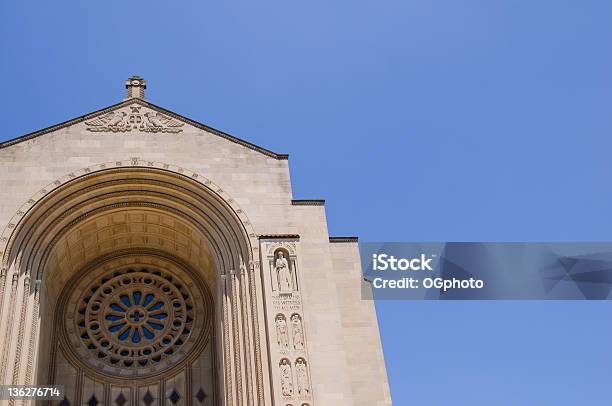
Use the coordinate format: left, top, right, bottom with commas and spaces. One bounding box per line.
125, 75, 147, 99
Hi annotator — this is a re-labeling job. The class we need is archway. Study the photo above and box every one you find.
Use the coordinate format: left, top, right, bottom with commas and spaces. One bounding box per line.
0, 163, 267, 405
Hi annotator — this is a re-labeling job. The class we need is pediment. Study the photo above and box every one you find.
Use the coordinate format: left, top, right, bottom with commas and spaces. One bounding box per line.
0, 98, 287, 160
84, 102, 185, 134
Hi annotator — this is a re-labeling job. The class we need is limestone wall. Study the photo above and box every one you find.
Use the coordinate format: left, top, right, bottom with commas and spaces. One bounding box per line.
0, 100, 391, 405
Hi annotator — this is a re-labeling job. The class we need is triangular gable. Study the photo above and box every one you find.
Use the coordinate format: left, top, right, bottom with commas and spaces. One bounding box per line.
0, 98, 288, 160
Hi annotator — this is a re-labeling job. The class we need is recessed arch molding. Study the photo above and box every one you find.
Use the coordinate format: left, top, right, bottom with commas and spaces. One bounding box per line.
0, 160, 268, 405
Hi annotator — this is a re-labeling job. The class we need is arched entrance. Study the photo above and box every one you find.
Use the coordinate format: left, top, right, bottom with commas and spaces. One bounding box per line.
0, 162, 267, 405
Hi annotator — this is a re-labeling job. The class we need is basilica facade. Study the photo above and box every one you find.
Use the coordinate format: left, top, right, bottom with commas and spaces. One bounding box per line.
0, 77, 391, 405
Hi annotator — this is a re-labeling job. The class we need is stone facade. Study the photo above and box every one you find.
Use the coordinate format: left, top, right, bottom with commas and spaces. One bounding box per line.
0, 77, 391, 405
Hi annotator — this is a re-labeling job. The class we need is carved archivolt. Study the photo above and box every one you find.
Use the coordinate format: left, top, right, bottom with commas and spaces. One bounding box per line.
0, 159, 259, 264
0, 163, 267, 406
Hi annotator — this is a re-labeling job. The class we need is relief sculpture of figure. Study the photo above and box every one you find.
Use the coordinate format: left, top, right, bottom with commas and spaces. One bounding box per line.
295, 358, 310, 395
291, 314, 304, 351
276, 314, 289, 350
275, 251, 292, 293
280, 358, 293, 396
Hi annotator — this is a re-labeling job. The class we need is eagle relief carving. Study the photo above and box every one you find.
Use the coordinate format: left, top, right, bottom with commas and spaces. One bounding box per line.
85, 106, 184, 133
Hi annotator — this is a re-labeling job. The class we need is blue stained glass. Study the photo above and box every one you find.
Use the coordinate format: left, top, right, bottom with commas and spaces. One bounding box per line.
150, 312, 168, 319
132, 329, 141, 343
109, 322, 126, 332
142, 327, 154, 339
105, 314, 122, 321
148, 302, 164, 311
120, 295, 131, 307
110, 303, 124, 312
133, 291, 142, 305
148, 322, 164, 330
168, 390, 180, 405
143, 293, 155, 306
119, 328, 131, 341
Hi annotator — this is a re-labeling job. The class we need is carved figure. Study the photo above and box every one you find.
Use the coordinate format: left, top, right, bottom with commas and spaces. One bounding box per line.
86, 109, 184, 133
85, 111, 127, 129
143, 112, 184, 132
279, 358, 293, 396
295, 358, 310, 395
275, 252, 292, 293
144, 111, 164, 127
276, 314, 289, 350
291, 314, 304, 351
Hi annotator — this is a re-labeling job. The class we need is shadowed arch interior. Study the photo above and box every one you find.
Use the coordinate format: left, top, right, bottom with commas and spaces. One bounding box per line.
0, 166, 262, 404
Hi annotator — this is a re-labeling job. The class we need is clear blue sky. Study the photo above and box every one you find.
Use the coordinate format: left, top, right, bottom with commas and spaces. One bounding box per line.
2, 1, 612, 404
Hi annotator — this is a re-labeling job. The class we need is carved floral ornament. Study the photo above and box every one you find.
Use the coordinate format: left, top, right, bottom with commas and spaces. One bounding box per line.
85, 105, 184, 133
266, 241, 297, 257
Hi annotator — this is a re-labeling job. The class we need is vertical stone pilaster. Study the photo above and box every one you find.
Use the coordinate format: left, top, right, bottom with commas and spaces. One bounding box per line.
238, 259, 254, 406
8, 275, 30, 406
21, 280, 41, 406
229, 270, 244, 406
1, 272, 20, 385
221, 274, 233, 406
259, 237, 314, 406
249, 260, 265, 406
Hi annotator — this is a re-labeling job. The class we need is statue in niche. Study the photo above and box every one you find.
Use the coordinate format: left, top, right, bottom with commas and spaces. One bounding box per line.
295, 358, 310, 395
275, 251, 292, 293
279, 358, 293, 396
276, 314, 289, 350
291, 314, 304, 351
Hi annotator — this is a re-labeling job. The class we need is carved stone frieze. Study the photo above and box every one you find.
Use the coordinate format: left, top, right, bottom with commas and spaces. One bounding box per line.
85, 105, 184, 133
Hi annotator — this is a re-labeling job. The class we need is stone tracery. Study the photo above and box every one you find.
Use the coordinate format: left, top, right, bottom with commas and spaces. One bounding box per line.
66, 265, 204, 375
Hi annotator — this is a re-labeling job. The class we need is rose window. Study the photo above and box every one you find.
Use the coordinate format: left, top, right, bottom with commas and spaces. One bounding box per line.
61, 264, 210, 378
103, 287, 171, 345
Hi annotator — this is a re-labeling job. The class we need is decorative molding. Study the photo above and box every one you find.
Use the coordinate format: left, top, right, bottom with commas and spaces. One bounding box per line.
0, 163, 267, 404
258, 234, 300, 240
290, 200, 325, 206
0, 161, 258, 274
329, 237, 359, 243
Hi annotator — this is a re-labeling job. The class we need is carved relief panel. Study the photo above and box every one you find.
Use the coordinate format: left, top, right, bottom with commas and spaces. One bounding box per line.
84, 104, 184, 134
259, 238, 313, 406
